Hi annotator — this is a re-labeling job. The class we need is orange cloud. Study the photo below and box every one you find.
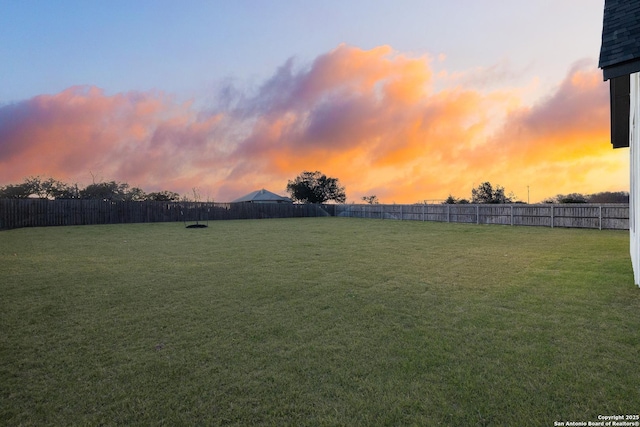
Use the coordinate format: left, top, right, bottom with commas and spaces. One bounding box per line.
0, 46, 627, 203
465, 60, 621, 200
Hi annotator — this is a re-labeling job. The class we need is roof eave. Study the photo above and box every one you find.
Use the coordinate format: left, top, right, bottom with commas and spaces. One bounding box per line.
602, 58, 640, 81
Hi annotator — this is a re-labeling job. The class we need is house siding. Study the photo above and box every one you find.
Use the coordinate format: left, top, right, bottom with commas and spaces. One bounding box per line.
630, 72, 640, 286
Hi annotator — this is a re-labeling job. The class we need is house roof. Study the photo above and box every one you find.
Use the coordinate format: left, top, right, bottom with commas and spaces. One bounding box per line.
599, 0, 640, 80
231, 189, 292, 203
598, 0, 640, 148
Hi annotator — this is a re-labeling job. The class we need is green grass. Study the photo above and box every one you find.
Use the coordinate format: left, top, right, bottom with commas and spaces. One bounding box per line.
1, 218, 638, 426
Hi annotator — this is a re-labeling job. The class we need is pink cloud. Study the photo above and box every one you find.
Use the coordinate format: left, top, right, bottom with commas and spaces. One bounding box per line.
0, 86, 227, 195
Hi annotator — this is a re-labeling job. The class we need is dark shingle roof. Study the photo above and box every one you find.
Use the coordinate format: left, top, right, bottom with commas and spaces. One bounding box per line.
599, 0, 640, 79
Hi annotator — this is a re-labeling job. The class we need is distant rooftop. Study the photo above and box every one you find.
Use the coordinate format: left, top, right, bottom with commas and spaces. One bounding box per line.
231, 189, 292, 203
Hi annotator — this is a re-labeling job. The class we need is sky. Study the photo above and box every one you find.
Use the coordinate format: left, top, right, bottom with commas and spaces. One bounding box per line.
0, 0, 627, 203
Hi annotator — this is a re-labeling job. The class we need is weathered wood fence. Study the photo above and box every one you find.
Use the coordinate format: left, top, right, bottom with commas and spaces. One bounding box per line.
0, 199, 333, 230
0, 199, 629, 231
335, 204, 629, 230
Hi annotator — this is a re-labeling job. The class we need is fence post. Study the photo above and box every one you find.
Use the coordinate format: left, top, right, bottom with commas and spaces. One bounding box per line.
422, 204, 425, 222
511, 205, 514, 226
599, 205, 602, 230
400, 205, 403, 221
476, 205, 480, 225
447, 204, 450, 223
551, 205, 554, 228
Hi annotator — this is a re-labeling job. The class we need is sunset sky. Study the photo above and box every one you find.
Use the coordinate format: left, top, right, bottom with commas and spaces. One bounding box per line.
0, 0, 627, 203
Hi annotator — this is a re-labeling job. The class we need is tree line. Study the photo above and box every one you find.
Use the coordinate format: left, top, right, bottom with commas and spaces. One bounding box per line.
0, 173, 346, 203
540, 192, 629, 204
443, 182, 628, 204
0, 173, 346, 204
0, 174, 629, 205
0, 176, 181, 201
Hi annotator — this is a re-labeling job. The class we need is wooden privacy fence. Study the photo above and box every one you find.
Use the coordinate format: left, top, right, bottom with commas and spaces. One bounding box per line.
335, 203, 630, 230
0, 199, 333, 230
0, 199, 629, 231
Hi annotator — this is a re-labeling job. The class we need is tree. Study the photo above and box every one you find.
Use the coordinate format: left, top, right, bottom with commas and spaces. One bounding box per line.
588, 191, 629, 203
443, 195, 458, 204
558, 193, 588, 204
0, 182, 34, 198
362, 195, 379, 204
24, 176, 47, 198
32, 177, 79, 199
0, 176, 72, 199
471, 182, 514, 204
147, 190, 180, 202
80, 181, 131, 201
286, 171, 346, 204
443, 195, 469, 204
126, 187, 147, 201
543, 193, 588, 204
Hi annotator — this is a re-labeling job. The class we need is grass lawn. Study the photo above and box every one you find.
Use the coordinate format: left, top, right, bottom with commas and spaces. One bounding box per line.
1, 218, 639, 426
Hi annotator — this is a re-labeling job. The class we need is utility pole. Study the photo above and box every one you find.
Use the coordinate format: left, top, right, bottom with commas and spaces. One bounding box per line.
527, 186, 530, 204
